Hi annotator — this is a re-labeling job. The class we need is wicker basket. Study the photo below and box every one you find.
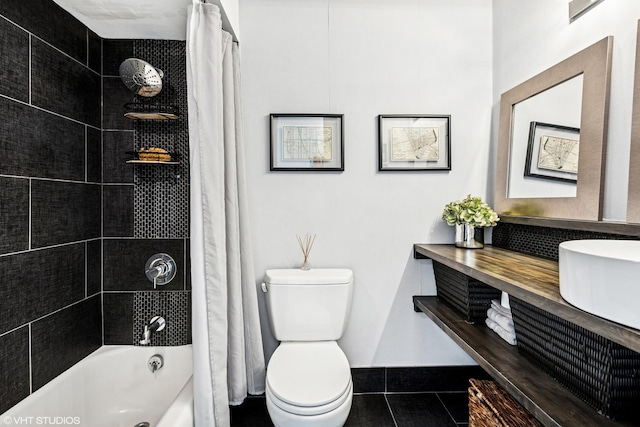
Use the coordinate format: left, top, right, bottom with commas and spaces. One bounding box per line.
432, 261, 501, 323
510, 296, 640, 420
469, 379, 543, 427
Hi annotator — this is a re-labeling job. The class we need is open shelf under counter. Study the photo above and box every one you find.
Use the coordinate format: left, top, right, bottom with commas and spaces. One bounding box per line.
413, 296, 636, 427
413, 244, 640, 354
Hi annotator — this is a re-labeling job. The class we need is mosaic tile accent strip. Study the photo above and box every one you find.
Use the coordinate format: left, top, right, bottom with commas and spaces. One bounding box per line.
132, 40, 189, 239
492, 222, 639, 260
133, 291, 190, 346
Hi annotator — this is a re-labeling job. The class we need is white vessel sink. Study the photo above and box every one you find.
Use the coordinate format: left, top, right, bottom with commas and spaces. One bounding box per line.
559, 239, 640, 330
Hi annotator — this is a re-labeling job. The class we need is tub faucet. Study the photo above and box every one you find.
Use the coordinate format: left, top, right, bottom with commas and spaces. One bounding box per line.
139, 316, 166, 345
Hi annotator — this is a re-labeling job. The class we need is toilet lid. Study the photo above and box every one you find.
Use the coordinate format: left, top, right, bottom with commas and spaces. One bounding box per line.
267, 341, 351, 408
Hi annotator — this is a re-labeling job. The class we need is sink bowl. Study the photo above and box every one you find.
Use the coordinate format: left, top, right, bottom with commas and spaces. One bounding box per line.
559, 239, 640, 330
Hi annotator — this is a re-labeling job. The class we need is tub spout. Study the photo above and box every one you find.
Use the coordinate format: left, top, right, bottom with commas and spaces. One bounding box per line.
139, 316, 166, 345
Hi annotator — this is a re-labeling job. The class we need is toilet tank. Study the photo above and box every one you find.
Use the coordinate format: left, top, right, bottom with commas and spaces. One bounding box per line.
263, 269, 353, 341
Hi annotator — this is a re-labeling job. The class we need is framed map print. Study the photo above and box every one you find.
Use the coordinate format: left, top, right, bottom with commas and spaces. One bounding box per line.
378, 115, 451, 171
270, 114, 344, 171
524, 121, 579, 183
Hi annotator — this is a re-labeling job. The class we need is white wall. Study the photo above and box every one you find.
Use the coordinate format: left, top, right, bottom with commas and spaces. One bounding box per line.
492, 0, 640, 221
240, 0, 493, 367
217, 0, 241, 41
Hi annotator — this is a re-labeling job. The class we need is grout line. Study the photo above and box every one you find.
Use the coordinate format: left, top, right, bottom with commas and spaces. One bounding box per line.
100, 100, 104, 343
28, 179, 32, 250
385, 367, 388, 393
384, 393, 399, 427
101, 238, 105, 346
0, 15, 100, 77
85, 28, 89, 67
0, 296, 99, 340
0, 93, 101, 130
85, 126, 88, 182
382, 390, 451, 395
101, 236, 187, 240
84, 241, 88, 298
101, 74, 104, 130
28, 324, 33, 394
436, 392, 460, 426
37, 297, 93, 324
353, 390, 469, 396
102, 290, 189, 294
28, 34, 32, 105
0, 173, 102, 186
0, 324, 29, 339
0, 239, 99, 259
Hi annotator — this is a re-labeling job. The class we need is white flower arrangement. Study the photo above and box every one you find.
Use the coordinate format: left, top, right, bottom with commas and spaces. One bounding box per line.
442, 195, 500, 228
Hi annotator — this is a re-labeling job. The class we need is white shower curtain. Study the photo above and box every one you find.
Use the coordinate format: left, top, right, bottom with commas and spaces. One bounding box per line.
186, 2, 266, 426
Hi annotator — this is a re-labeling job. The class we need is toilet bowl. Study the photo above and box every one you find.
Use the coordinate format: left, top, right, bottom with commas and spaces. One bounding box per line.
262, 268, 354, 427
265, 342, 352, 427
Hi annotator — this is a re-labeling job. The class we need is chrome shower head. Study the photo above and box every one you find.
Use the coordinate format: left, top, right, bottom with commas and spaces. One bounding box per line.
119, 58, 164, 97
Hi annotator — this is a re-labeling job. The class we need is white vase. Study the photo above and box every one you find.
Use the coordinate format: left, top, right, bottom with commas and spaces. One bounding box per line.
454, 223, 484, 249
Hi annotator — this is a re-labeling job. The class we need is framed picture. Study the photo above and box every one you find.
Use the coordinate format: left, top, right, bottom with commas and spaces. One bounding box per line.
524, 121, 580, 183
270, 114, 344, 171
378, 115, 451, 171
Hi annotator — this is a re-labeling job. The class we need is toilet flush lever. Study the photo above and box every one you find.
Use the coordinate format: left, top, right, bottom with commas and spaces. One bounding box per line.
261, 282, 268, 292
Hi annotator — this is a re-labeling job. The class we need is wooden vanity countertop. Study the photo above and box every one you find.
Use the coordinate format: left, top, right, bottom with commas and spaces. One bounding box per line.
413, 244, 640, 353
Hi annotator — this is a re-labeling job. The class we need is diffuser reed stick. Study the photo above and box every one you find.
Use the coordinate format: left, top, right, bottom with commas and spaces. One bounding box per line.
296, 233, 316, 270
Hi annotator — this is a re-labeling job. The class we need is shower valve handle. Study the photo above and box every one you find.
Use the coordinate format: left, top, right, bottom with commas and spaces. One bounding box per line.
145, 253, 177, 288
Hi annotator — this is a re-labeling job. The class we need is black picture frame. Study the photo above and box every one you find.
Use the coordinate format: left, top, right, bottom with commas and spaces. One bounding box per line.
524, 121, 580, 183
270, 114, 344, 171
378, 114, 451, 171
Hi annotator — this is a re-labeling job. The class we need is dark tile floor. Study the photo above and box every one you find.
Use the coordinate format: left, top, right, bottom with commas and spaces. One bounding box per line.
231, 366, 486, 426
231, 391, 470, 426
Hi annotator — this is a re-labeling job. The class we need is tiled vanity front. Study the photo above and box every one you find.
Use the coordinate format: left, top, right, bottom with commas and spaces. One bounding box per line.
413, 217, 640, 427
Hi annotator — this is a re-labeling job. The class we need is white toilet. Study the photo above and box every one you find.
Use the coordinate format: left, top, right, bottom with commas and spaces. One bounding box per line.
262, 268, 354, 427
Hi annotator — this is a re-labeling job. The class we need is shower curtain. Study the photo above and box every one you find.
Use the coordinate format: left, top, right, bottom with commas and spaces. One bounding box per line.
186, 2, 266, 426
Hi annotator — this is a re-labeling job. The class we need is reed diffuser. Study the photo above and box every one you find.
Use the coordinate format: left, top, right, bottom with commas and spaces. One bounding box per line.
296, 233, 316, 270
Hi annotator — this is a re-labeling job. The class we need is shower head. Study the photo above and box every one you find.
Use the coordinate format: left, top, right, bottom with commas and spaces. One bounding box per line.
119, 58, 164, 97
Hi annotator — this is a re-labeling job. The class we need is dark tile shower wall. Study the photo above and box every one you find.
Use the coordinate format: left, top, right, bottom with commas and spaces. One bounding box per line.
102, 39, 191, 346
0, 1, 191, 414
0, 3, 102, 414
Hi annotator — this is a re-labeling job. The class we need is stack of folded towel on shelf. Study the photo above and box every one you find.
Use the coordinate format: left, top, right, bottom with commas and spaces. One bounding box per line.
485, 297, 516, 345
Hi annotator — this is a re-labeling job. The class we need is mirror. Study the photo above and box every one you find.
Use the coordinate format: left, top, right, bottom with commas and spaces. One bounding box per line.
495, 36, 613, 220
569, 0, 606, 22
628, 21, 640, 223
508, 75, 582, 199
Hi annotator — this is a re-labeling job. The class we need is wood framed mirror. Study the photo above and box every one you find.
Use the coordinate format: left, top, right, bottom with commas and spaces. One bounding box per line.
495, 36, 613, 221
627, 21, 640, 223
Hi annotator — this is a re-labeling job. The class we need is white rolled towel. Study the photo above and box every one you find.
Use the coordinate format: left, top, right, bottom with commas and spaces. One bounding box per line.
485, 317, 517, 346
487, 307, 515, 333
501, 291, 510, 309
491, 299, 513, 319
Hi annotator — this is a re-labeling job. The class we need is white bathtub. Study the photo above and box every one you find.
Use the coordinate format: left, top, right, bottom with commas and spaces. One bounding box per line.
1, 345, 193, 427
